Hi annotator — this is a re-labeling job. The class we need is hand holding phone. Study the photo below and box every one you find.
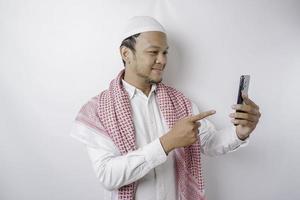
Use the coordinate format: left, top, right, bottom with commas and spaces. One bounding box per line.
230, 75, 261, 139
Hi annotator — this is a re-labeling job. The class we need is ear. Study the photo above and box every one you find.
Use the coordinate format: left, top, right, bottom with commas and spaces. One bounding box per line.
120, 46, 131, 63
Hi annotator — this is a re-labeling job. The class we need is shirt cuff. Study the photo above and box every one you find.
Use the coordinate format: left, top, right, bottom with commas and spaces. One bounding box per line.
142, 138, 168, 169
229, 126, 249, 151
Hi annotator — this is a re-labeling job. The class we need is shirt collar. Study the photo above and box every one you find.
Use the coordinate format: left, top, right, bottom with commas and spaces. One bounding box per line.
121, 79, 157, 99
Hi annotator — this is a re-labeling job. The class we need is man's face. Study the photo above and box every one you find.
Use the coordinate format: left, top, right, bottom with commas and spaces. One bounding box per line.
128, 31, 169, 84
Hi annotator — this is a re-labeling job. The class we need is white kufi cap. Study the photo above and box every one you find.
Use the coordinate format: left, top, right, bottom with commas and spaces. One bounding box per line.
120, 16, 166, 44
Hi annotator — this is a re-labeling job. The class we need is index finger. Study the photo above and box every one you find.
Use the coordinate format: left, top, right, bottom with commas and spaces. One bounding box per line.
189, 110, 216, 122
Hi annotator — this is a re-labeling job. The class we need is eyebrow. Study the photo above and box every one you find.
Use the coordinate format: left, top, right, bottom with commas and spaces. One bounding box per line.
147, 45, 169, 50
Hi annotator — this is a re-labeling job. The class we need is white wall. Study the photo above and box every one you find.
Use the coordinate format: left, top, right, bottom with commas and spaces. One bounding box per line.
1, 0, 299, 199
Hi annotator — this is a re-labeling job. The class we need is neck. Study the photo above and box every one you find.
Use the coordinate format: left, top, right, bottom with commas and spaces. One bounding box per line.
123, 70, 152, 96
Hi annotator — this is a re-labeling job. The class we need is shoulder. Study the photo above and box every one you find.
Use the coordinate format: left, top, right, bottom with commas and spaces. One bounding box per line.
77, 87, 110, 114
160, 83, 190, 100
161, 84, 183, 94
77, 95, 100, 116
74, 94, 107, 133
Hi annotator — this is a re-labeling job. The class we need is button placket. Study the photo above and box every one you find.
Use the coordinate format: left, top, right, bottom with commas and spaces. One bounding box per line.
148, 97, 158, 136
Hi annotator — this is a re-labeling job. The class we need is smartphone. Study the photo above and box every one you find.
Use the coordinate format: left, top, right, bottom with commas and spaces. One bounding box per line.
234, 75, 250, 126
237, 75, 250, 104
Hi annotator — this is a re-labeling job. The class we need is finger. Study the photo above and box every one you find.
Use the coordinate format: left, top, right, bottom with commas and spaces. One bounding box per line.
229, 112, 259, 122
194, 121, 201, 128
192, 125, 200, 132
232, 104, 259, 115
189, 110, 216, 122
242, 94, 259, 109
231, 119, 255, 126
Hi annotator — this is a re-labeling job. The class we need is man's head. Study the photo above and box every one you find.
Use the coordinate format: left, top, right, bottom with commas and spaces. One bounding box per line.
120, 16, 168, 85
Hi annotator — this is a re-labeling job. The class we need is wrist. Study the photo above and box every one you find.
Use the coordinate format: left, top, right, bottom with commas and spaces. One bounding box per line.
159, 133, 174, 155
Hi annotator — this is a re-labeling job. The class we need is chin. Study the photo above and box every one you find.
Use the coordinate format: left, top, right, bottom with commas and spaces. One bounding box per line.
149, 77, 163, 84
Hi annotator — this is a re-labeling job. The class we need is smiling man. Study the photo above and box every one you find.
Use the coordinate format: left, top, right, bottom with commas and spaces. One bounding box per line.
70, 16, 261, 200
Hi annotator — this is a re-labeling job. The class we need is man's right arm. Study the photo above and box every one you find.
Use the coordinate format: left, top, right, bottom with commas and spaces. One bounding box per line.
70, 121, 167, 191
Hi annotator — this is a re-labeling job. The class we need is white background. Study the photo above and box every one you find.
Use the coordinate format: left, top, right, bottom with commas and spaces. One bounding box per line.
1, 0, 300, 199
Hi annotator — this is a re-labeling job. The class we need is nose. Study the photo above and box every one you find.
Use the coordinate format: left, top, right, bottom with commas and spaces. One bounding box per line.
156, 53, 167, 66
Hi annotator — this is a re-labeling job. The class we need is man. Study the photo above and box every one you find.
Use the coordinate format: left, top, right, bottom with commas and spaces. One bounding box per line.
70, 16, 261, 200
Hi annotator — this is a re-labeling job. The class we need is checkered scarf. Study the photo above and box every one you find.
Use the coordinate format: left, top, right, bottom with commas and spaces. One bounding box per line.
80, 70, 206, 200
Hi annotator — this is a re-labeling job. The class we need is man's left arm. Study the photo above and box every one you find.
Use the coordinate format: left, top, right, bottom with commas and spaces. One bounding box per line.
192, 94, 261, 156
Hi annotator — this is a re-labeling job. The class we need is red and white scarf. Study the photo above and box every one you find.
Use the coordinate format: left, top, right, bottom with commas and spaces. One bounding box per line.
77, 70, 206, 200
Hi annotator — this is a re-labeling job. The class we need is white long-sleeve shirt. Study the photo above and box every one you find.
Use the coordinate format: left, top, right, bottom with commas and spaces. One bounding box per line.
70, 80, 248, 200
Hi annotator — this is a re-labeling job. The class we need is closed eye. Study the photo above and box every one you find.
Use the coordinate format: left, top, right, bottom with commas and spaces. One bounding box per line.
148, 51, 158, 54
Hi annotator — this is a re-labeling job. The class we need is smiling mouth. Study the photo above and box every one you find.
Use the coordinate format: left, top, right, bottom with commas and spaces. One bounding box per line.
152, 69, 163, 75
